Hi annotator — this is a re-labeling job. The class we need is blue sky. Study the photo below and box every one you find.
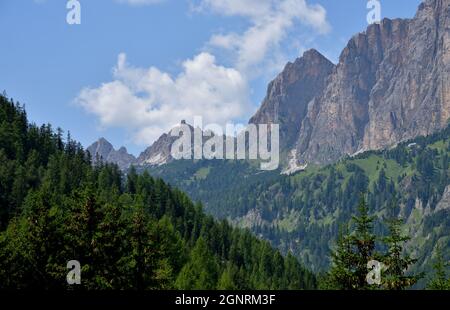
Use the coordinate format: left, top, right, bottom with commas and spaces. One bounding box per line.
0, 0, 422, 155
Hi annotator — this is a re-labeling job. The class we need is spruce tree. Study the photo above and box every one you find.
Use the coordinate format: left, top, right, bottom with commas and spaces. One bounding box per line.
381, 217, 422, 289
128, 203, 158, 290
427, 246, 450, 290
350, 195, 378, 289
175, 237, 219, 290
323, 225, 356, 290
325, 196, 378, 290
217, 263, 238, 290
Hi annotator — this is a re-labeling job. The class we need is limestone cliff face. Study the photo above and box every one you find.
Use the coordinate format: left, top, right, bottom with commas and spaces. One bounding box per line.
138, 48, 335, 169
137, 132, 178, 166
251, 0, 450, 167
296, 17, 411, 164
136, 122, 198, 166
93, 0, 449, 170
362, 0, 450, 152
249, 49, 335, 152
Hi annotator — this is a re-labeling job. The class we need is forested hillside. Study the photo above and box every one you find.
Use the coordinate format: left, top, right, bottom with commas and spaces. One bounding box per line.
148, 123, 450, 287
0, 93, 316, 290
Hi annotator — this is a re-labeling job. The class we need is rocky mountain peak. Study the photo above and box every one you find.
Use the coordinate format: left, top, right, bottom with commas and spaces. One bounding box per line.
137, 133, 176, 166
87, 138, 136, 170
247, 0, 450, 170
290, 0, 450, 167
137, 121, 196, 166
90, 0, 449, 172
301, 48, 328, 61
118, 146, 128, 153
87, 138, 113, 160
249, 48, 335, 154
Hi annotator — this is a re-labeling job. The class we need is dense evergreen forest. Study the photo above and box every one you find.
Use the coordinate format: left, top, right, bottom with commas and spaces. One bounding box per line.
148, 123, 450, 288
0, 92, 448, 290
0, 93, 316, 289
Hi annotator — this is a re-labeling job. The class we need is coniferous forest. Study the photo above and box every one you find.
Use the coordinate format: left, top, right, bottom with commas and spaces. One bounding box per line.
0, 94, 316, 290
0, 93, 449, 290
149, 123, 450, 289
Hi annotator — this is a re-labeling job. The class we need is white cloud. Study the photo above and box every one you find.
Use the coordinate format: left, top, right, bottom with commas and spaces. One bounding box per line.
76, 0, 330, 146
194, 0, 272, 18
202, 0, 330, 76
76, 53, 250, 145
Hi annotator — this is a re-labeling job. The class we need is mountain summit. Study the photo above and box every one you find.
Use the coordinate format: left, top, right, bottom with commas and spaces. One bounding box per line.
90, 0, 449, 172
250, 0, 449, 169
87, 138, 136, 170
249, 48, 334, 153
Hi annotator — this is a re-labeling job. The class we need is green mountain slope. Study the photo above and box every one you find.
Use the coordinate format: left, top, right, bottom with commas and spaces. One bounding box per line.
0, 93, 316, 290
147, 124, 450, 287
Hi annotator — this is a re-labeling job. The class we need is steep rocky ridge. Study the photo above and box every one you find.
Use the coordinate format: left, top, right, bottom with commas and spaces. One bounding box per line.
250, 0, 450, 167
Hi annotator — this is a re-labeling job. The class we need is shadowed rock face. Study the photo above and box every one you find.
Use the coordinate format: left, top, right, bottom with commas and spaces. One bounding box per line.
249, 49, 335, 153
251, 0, 450, 167
295, 17, 412, 165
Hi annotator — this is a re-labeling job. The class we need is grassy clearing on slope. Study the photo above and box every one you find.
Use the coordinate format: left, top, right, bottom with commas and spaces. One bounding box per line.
193, 166, 211, 180
353, 155, 403, 184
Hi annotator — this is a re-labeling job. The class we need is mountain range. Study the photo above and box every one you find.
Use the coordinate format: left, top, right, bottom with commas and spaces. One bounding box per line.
145, 122, 450, 288
86, 138, 137, 170
88, 0, 450, 175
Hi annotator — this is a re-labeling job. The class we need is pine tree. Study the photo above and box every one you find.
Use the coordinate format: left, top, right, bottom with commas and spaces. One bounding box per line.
175, 237, 219, 290
151, 216, 186, 288
427, 246, 450, 290
217, 263, 238, 290
350, 195, 378, 289
323, 225, 356, 289
129, 204, 154, 290
63, 188, 103, 289
92, 202, 128, 289
284, 252, 315, 290
325, 196, 378, 290
381, 217, 422, 289
0, 185, 64, 289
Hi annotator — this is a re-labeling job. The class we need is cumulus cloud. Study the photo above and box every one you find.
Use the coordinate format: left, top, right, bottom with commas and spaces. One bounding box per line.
76, 0, 330, 146
200, 0, 330, 76
76, 53, 250, 145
